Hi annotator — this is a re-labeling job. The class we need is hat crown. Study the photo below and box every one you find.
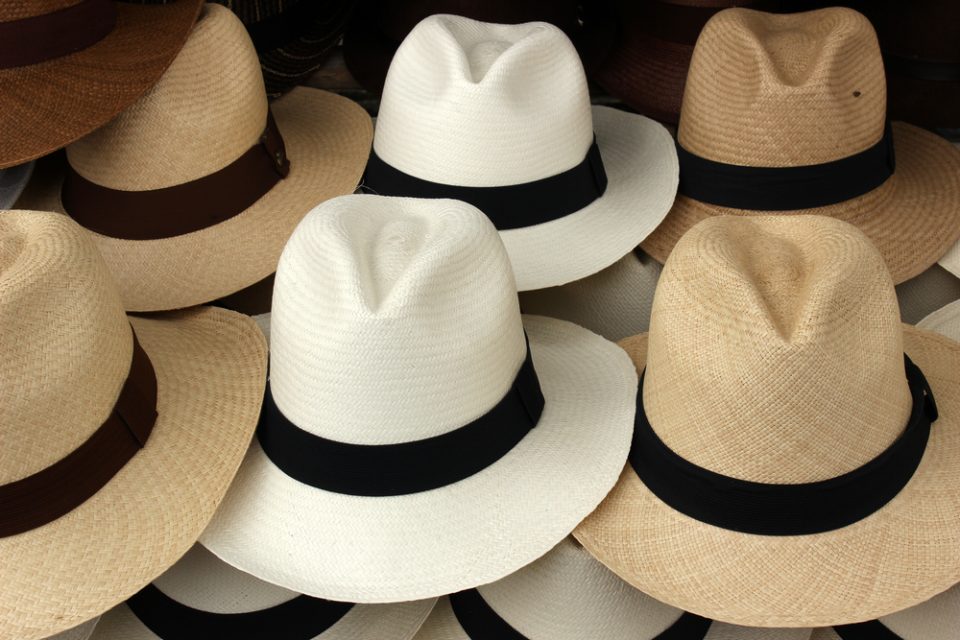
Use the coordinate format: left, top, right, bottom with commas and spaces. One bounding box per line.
0, 212, 131, 485
66, 4, 269, 190
644, 216, 912, 484
269, 195, 527, 445
374, 15, 595, 188
678, 8, 887, 167
0, 0, 84, 21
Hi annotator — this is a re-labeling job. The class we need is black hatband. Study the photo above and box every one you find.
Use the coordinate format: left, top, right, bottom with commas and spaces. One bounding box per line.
833, 620, 902, 640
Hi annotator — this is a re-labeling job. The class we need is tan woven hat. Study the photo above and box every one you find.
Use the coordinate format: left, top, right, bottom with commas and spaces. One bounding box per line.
0, 211, 267, 639
25, 3, 372, 312
576, 214, 960, 627
89, 545, 436, 639
640, 7, 960, 284
201, 194, 639, 603
895, 264, 960, 324
811, 583, 960, 639
412, 538, 811, 640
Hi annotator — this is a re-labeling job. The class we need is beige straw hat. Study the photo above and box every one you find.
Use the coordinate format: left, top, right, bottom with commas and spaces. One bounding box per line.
810, 583, 960, 639
918, 300, 960, 343
49, 618, 100, 640
0, 211, 267, 639
519, 249, 663, 342
639, 7, 960, 284
201, 194, 638, 603
365, 14, 678, 291
576, 214, 960, 627
26, 3, 372, 312
412, 538, 811, 640
89, 545, 436, 640
895, 264, 960, 324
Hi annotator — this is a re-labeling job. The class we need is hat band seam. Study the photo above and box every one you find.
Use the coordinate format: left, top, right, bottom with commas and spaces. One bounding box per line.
676, 122, 895, 210
257, 334, 545, 496
126, 582, 354, 638
833, 620, 902, 640
361, 138, 608, 230
449, 588, 713, 639
884, 52, 960, 83
61, 110, 291, 241
0, 327, 158, 537
0, 0, 115, 69
629, 354, 937, 536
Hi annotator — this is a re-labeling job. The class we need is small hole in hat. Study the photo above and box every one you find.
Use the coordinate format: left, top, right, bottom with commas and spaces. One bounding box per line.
853, 91, 862, 97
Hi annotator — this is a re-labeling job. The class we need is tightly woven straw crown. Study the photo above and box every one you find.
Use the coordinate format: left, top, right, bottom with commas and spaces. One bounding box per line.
640, 7, 960, 283
577, 214, 960, 627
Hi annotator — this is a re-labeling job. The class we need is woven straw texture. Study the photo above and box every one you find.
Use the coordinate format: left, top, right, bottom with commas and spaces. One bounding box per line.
201, 194, 638, 602
0, 211, 267, 639
0, 0, 202, 168
0, 161, 34, 209
576, 215, 960, 627
811, 583, 960, 639
47, 618, 99, 640
639, 7, 960, 284
91, 545, 436, 639
896, 265, 960, 325
25, 4, 372, 311
918, 300, 960, 343
938, 238, 960, 280
371, 15, 678, 291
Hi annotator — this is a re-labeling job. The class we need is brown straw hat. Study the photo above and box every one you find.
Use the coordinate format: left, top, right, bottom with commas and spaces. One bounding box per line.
576, 214, 960, 628
0, 211, 267, 639
640, 7, 960, 284
24, 3, 372, 312
0, 0, 203, 169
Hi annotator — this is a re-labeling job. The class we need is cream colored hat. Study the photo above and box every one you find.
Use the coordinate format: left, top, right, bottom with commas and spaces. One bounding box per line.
49, 618, 100, 640
201, 194, 638, 602
24, 3, 372, 312
89, 545, 435, 640
576, 214, 960, 627
895, 264, 960, 324
918, 300, 960, 342
365, 14, 678, 291
938, 240, 960, 281
412, 538, 810, 640
640, 7, 960, 284
811, 583, 960, 639
0, 211, 267, 639
519, 249, 662, 342
0, 161, 33, 208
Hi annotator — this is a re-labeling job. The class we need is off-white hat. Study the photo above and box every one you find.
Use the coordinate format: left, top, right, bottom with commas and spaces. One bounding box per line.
918, 300, 960, 342
201, 194, 638, 603
365, 14, 678, 291
89, 545, 436, 640
811, 583, 960, 639
0, 161, 33, 209
412, 538, 811, 640
895, 264, 960, 324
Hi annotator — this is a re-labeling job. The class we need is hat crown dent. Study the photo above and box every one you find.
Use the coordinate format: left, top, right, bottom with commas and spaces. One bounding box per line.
374, 15, 595, 188
677, 7, 888, 167
643, 215, 913, 484
269, 195, 527, 446
65, 4, 269, 191
0, 211, 131, 485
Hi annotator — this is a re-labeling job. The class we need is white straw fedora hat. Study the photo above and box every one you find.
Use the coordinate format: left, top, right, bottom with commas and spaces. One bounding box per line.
363, 14, 678, 292
519, 248, 663, 342
895, 264, 960, 324
918, 300, 960, 342
0, 211, 268, 639
201, 194, 638, 602
640, 7, 960, 284
811, 583, 960, 639
0, 160, 34, 208
49, 618, 100, 640
411, 538, 811, 640
26, 3, 372, 312
576, 214, 960, 627
89, 545, 436, 640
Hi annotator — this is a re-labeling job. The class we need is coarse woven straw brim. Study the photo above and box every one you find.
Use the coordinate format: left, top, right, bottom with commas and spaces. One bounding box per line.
49, 618, 99, 640
201, 314, 638, 602
810, 583, 960, 639
918, 299, 960, 342
519, 249, 663, 342
89, 545, 436, 640
895, 264, 960, 325
21, 4, 372, 311
0, 161, 34, 209
0, 1, 202, 169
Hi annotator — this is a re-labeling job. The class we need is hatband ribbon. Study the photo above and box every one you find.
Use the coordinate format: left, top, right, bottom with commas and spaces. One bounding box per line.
450, 588, 713, 639
62, 110, 290, 240
0, 328, 157, 537
676, 122, 895, 210
833, 621, 902, 640
127, 583, 353, 639
362, 138, 608, 230
258, 335, 545, 496
0, 0, 116, 69
630, 355, 937, 536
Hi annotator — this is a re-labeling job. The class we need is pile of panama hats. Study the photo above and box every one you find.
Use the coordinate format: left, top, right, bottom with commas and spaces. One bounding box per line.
4, 1, 960, 639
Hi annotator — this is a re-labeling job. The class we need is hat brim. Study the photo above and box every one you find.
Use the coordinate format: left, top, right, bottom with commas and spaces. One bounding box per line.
0, 160, 34, 209
501, 106, 678, 292
575, 326, 960, 627
23, 87, 372, 311
937, 238, 960, 280
0, 308, 267, 639
640, 122, 960, 284
0, 1, 203, 168
895, 265, 960, 325
918, 299, 960, 342
200, 315, 637, 602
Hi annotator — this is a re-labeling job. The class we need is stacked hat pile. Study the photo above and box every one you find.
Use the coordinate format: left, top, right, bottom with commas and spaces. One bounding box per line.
2, 2, 960, 640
